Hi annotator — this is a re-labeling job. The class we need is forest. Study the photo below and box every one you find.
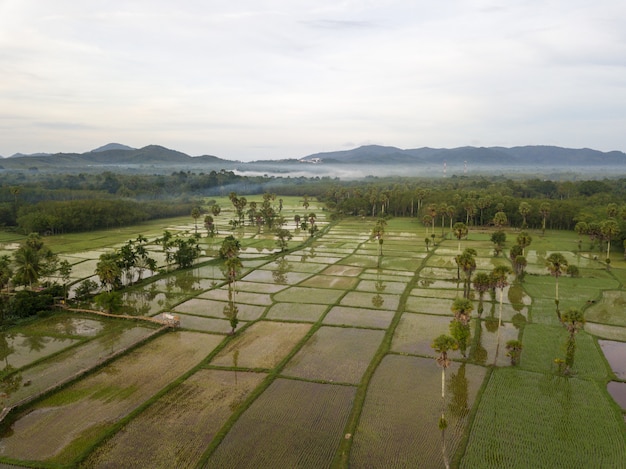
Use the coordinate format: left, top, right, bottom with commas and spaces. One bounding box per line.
1, 170, 625, 239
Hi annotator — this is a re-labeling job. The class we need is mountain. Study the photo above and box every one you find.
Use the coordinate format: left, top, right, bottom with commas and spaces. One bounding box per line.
299, 145, 626, 166
91, 143, 135, 152
0, 144, 230, 170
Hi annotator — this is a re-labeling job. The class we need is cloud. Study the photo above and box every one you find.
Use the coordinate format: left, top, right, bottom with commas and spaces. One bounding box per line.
1, 1, 625, 159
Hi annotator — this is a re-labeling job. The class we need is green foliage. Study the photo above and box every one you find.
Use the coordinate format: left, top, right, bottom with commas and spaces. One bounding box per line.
7, 290, 54, 319
94, 291, 123, 313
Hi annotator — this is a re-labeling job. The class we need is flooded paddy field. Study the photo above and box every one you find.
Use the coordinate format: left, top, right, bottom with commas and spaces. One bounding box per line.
1, 211, 625, 467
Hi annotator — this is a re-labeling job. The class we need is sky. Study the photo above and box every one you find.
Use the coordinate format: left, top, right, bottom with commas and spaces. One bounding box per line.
1, 0, 625, 161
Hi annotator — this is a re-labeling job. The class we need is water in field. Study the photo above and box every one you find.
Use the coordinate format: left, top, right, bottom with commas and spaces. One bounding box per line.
607, 381, 626, 410
598, 340, 626, 379
0, 333, 78, 370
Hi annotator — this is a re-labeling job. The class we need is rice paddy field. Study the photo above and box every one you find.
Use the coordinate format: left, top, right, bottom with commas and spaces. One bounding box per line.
0, 196, 625, 468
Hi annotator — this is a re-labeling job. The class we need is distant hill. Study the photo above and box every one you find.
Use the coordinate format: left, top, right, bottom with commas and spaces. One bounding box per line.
91, 143, 135, 152
299, 144, 626, 166
2, 142, 626, 175
0, 144, 229, 170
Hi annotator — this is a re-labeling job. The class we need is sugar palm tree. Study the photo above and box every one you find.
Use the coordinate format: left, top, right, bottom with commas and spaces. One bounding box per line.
518, 202, 531, 229
472, 272, 492, 316
561, 308, 585, 374
516, 231, 532, 256
546, 252, 568, 321
600, 219, 620, 265
491, 265, 512, 327
539, 202, 550, 235
453, 222, 468, 253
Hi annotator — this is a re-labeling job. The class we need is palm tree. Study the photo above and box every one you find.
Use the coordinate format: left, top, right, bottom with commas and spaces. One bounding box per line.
423, 214, 433, 236
539, 202, 550, 235
452, 222, 468, 253
458, 248, 477, 298
505, 340, 523, 366
431, 334, 459, 411
546, 252, 568, 321
451, 297, 473, 325
95, 252, 122, 292
516, 231, 532, 256
561, 308, 585, 374
446, 205, 456, 234
472, 272, 492, 316
427, 203, 438, 234
211, 204, 221, 233
493, 211, 508, 228
191, 206, 202, 234
491, 265, 512, 326
600, 219, 620, 265
518, 202, 531, 228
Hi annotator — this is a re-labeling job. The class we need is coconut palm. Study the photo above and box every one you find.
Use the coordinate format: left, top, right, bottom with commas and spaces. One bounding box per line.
95, 252, 122, 292
546, 252, 568, 321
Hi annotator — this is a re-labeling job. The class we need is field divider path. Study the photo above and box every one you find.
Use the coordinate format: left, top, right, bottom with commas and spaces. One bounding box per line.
332, 231, 439, 468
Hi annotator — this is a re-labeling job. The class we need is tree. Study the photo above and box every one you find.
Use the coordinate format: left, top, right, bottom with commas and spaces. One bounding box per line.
518, 202, 531, 228
451, 297, 473, 325
505, 340, 523, 366
94, 291, 122, 314
204, 215, 215, 237
472, 272, 492, 316
211, 204, 221, 234
600, 219, 620, 266
452, 222, 468, 253
539, 202, 550, 235
427, 203, 438, 234
561, 308, 585, 374
490, 231, 506, 256
294, 214, 301, 229
275, 228, 293, 252
492, 211, 508, 228
546, 252, 568, 321
172, 235, 201, 269
491, 265, 512, 327
371, 218, 387, 256
13, 234, 58, 289
450, 298, 473, 357
302, 195, 310, 211
0, 255, 13, 294
516, 231, 532, 256
191, 206, 202, 234
458, 248, 477, 298
58, 260, 72, 302
95, 252, 122, 292
431, 335, 458, 410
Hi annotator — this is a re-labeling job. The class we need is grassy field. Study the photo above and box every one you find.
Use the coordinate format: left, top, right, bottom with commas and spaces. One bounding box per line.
0, 206, 625, 468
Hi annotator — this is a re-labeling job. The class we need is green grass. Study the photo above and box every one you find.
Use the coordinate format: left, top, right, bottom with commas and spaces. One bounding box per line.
520, 325, 609, 380
461, 367, 626, 469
